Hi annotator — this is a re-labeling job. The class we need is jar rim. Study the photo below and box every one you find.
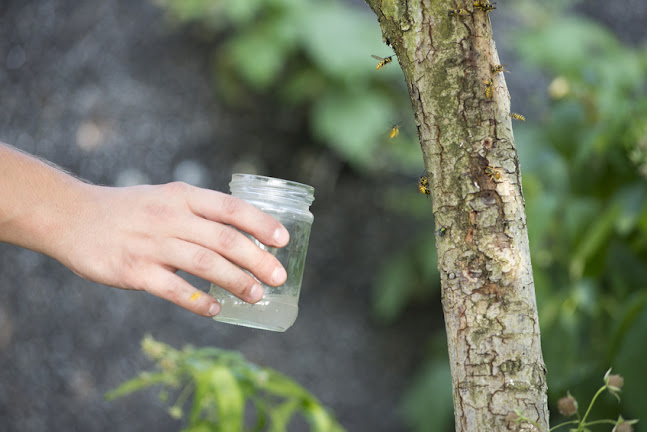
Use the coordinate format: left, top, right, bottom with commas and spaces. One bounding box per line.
230, 173, 315, 205
231, 173, 314, 192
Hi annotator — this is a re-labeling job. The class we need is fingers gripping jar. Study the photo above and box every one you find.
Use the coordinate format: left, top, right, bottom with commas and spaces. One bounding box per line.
209, 174, 315, 332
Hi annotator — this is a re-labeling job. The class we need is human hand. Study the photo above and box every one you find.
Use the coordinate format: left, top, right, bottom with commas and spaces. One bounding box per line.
53, 181, 289, 317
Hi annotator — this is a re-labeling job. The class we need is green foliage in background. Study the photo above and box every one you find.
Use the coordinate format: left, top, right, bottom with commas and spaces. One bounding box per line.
152, 0, 420, 172
107, 335, 344, 432
513, 8, 647, 425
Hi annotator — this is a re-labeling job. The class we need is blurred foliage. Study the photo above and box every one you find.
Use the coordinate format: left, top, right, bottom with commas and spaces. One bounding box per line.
147, 0, 647, 431
398, 335, 454, 432
513, 7, 647, 426
152, 0, 420, 172
107, 335, 345, 432
372, 226, 439, 322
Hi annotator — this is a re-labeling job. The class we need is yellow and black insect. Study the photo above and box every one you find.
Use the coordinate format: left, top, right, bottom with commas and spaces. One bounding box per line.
510, 113, 526, 122
490, 64, 509, 74
474, 0, 496, 12
448, 8, 470, 17
371, 55, 393, 71
483, 78, 494, 99
485, 166, 501, 181
389, 124, 400, 139
418, 175, 431, 196
437, 227, 448, 238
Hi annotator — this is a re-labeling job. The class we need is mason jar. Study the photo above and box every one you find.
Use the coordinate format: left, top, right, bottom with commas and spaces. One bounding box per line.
209, 174, 315, 332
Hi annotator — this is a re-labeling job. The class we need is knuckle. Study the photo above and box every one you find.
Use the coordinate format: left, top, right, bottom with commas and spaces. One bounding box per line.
216, 226, 240, 249
127, 267, 158, 293
158, 279, 183, 304
219, 194, 241, 218
117, 249, 150, 289
191, 248, 216, 272
162, 181, 191, 195
252, 252, 277, 277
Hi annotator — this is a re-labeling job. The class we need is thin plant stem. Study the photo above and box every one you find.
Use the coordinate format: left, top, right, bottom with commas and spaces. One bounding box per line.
173, 381, 194, 412
582, 419, 619, 427
578, 385, 607, 431
549, 419, 579, 431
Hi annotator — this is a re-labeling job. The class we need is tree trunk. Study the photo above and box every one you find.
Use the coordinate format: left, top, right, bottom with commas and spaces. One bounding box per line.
364, 1, 549, 430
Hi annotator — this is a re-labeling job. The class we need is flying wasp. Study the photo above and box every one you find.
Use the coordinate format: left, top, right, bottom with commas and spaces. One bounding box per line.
490, 64, 509, 74
474, 0, 496, 12
510, 113, 526, 122
418, 175, 431, 196
389, 124, 400, 139
485, 166, 501, 181
483, 78, 494, 99
448, 8, 470, 17
371, 55, 393, 71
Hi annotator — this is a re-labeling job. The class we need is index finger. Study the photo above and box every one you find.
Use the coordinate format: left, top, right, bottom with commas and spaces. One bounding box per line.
186, 187, 289, 247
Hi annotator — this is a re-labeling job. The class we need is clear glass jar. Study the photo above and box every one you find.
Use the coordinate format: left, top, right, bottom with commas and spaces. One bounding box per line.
209, 174, 315, 332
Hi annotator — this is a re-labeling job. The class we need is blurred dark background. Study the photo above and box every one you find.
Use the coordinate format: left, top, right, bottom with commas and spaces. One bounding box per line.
1, 0, 646, 431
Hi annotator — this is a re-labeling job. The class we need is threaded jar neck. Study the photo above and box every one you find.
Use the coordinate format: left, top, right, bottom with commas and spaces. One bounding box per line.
229, 174, 315, 210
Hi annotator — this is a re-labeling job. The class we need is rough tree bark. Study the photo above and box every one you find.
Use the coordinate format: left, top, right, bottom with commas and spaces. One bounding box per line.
364, 1, 549, 430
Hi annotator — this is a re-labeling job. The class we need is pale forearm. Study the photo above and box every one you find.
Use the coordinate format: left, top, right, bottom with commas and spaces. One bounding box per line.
0, 142, 91, 257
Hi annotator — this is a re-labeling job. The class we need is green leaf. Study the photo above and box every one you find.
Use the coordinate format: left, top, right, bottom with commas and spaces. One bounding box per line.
615, 183, 646, 234
311, 90, 394, 169
302, 399, 343, 432
259, 370, 308, 398
154, 0, 227, 29
187, 365, 244, 429
373, 254, 416, 322
222, 0, 264, 26
400, 359, 454, 432
268, 399, 301, 432
299, 3, 390, 79
224, 23, 289, 90
570, 204, 620, 279
515, 17, 620, 75
105, 372, 173, 401
208, 366, 245, 430
280, 67, 328, 104
182, 420, 219, 432
607, 291, 647, 364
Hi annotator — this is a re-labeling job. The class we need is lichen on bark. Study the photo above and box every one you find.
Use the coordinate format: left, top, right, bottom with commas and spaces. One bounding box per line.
365, 0, 549, 430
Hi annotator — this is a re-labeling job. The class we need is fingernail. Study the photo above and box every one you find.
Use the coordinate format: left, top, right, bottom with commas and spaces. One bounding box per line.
208, 302, 221, 316
272, 266, 287, 285
249, 283, 264, 303
273, 227, 289, 246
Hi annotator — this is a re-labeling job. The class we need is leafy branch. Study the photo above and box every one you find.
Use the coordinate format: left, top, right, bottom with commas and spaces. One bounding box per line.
106, 335, 345, 432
